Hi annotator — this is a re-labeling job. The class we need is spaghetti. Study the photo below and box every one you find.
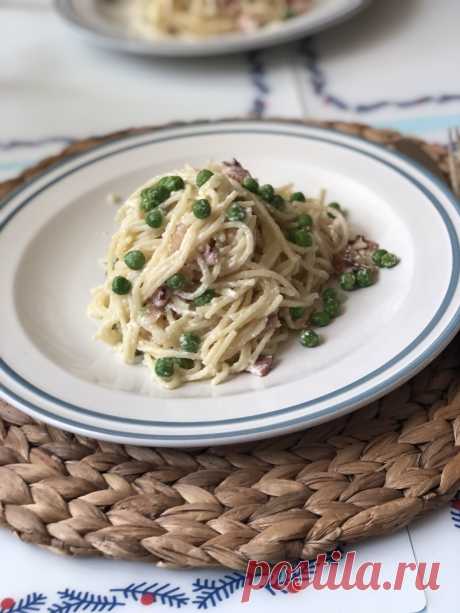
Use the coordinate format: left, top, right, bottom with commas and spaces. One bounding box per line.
134, 0, 314, 38
88, 161, 353, 388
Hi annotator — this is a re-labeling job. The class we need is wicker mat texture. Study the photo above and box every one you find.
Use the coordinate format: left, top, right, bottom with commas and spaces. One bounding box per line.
1, 119, 460, 571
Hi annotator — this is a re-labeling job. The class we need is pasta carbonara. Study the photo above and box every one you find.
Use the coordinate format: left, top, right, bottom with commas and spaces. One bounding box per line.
88, 160, 361, 389
134, 0, 314, 38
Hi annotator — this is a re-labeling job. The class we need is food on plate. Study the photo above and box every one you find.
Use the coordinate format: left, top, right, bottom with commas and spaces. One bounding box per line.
88, 160, 399, 389
133, 0, 315, 38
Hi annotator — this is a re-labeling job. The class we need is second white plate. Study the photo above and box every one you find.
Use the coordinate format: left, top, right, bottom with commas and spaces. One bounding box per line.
1, 119, 460, 446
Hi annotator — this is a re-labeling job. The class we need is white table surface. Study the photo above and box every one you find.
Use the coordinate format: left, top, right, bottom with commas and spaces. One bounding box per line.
0, 1, 459, 611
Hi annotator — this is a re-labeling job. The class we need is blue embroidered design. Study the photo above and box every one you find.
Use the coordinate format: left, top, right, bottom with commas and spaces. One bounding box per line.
1, 594, 47, 613
191, 573, 248, 609
300, 38, 460, 113
111, 583, 189, 608
1, 551, 343, 611
47, 590, 125, 613
247, 51, 270, 117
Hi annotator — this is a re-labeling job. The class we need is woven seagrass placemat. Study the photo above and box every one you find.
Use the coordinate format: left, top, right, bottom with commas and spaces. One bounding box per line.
1, 119, 460, 571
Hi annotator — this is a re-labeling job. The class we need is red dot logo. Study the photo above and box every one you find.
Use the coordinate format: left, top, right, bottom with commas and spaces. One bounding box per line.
382, 581, 392, 590
1, 598, 16, 611
140, 593, 155, 606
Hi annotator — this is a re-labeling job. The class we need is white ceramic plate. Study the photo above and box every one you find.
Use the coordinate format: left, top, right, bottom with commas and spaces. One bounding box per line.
1, 119, 460, 447
54, 0, 371, 57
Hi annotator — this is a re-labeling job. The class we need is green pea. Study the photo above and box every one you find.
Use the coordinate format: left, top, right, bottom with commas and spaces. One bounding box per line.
289, 228, 313, 248
381, 252, 399, 268
322, 287, 338, 303
145, 208, 164, 228
166, 273, 186, 291
112, 276, 132, 295
291, 191, 306, 202
372, 249, 388, 267
193, 198, 211, 219
290, 306, 306, 321
155, 357, 174, 379
140, 185, 170, 211
196, 169, 214, 187
175, 357, 194, 370
259, 184, 275, 203
311, 311, 332, 327
327, 202, 343, 220
296, 214, 313, 228
123, 250, 145, 271
194, 289, 215, 306
242, 176, 259, 193
226, 203, 246, 222
329, 202, 342, 211
340, 272, 356, 291
324, 300, 340, 318
299, 328, 320, 347
271, 195, 286, 210
356, 268, 374, 288
159, 175, 184, 192
180, 332, 201, 353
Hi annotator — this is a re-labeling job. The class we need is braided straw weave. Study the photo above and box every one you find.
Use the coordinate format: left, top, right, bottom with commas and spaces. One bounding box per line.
1, 120, 460, 570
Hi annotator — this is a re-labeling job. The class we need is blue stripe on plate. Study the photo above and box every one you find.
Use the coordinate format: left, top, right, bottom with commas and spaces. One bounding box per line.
1, 123, 460, 442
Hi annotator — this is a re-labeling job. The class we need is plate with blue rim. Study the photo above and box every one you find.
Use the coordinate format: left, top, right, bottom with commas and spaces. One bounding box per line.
1, 118, 460, 447
54, 0, 371, 57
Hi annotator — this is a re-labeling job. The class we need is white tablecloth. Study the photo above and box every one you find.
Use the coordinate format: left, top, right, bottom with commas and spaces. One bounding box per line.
2, 0, 460, 180
1, 1, 459, 611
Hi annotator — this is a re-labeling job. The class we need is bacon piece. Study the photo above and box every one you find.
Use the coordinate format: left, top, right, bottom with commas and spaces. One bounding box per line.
202, 240, 219, 266
267, 314, 281, 329
247, 355, 274, 377
150, 286, 170, 309
182, 261, 201, 283
222, 158, 251, 183
333, 253, 347, 274
287, 0, 313, 13
334, 235, 379, 273
350, 235, 378, 252
217, 0, 239, 16
139, 287, 169, 327
238, 15, 258, 32
333, 247, 365, 273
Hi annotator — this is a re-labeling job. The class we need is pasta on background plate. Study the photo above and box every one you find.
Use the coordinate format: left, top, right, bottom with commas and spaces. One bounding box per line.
88, 160, 398, 389
134, 0, 314, 38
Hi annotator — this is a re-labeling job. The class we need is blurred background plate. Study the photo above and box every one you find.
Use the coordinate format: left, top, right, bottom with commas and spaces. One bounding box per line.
54, 0, 371, 57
